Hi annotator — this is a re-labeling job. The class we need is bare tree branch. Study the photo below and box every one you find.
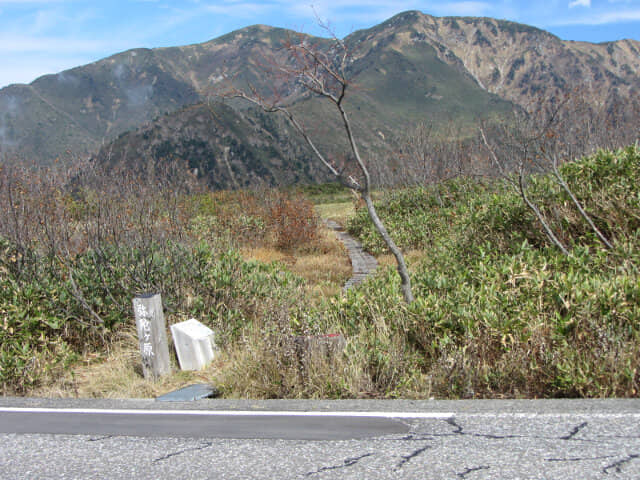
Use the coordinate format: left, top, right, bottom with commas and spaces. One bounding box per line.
210, 30, 414, 302
481, 126, 570, 255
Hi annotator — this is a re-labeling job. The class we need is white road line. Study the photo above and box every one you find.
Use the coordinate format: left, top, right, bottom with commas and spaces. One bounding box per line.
0, 407, 454, 419
463, 413, 640, 418
3, 408, 637, 419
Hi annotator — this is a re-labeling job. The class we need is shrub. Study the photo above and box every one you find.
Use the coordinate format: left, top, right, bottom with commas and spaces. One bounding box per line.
332, 145, 640, 398
3, 146, 639, 399
267, 192, 319, 250
0, 159, 313, 393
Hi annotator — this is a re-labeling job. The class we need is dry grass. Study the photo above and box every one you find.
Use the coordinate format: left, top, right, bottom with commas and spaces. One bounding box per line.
315, 201, 355, 226
240, 246, 291, 265
26, 192, 367, 400
31, 224, 353, 399
211, 324, 358, 399
377, 250, 424, 268
211, 293, 433, 399
241, 226, 352, 299
31, 326, 221, 399
291, 228, 352, 296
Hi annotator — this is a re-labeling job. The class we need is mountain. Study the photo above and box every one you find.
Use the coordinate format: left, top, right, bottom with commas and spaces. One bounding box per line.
384, 12, 640, 107
1, 11, 638, 187
0, 48, 201, 161
0, 25, 300, 163
94, 101, 331, 189
95, 18, 514, 187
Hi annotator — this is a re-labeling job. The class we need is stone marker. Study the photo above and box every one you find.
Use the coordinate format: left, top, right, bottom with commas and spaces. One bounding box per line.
170, 319, 217, 371
132, 293, 171, 380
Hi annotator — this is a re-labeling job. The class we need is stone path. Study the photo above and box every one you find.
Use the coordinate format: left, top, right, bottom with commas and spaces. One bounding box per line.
325, 220, 378, 292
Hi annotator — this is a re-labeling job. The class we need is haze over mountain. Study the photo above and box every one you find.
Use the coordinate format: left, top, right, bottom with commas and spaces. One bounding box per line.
1, 11, 638, 187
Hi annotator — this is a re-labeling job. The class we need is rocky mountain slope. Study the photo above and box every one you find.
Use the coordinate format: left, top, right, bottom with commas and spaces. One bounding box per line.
1, 11, 638, 187
387, 12, 640, 107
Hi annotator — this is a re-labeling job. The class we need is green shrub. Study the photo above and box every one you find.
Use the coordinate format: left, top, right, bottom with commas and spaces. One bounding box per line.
0, 231, 305, 393
3, 146, 639, 398
332, 145, 640, 398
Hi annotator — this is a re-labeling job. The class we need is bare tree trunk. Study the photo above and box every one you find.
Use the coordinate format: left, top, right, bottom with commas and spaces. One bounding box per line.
550, 156, 613, 250
517, 171, 570, 256
362, 192, 414, 303
215, 31, 415, 302
481, 127, 570, 255
334, 93, 414, 303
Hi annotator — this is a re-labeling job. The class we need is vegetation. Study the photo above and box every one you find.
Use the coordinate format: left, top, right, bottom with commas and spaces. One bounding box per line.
0, 161, 333, 394
219, 145, 640, 399
1, 145, 639, 398
219, 27, 418, 303
343, 145, 639, 397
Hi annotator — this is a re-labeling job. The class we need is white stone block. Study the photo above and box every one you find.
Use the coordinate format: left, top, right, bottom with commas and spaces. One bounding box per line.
170, 319, 217, 371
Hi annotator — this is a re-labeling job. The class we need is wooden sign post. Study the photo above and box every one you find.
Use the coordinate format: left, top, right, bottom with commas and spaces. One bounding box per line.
132, 293, 171, 380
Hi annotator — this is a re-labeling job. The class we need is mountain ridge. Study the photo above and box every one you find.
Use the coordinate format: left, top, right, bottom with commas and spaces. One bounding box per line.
1, 11, 638, 189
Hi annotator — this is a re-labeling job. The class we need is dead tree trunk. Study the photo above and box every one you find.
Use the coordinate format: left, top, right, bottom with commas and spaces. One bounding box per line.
214, 31, 414, 303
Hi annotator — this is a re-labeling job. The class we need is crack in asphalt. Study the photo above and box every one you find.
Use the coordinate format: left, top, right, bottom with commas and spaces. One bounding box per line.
545, 455, 616, 463
88, 435, 113, 442
432, 418, 636, 476
560, 422, 588, 440
447, 417, 464, 435
305, 453, 374, 476
602, 454, 640, 474
431, 418, 599, 444
456, 465, 490, 478
395, 433, 435, 442
443, 418, 523, 440
152, 441, 213, 463
609, 434, 640, 440
395, 445, 432, 470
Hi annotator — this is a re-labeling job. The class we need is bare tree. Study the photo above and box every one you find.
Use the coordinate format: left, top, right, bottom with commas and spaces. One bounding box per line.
531, 95, 613, 250
480, 88, 639, 254
394, 120, 486, 190
480, 120, 571, 255
212, 30, 414, 302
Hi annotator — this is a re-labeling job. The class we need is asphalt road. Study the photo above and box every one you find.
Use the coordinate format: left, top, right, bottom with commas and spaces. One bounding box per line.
1, 398, 639, 479
0, 407, 422, 440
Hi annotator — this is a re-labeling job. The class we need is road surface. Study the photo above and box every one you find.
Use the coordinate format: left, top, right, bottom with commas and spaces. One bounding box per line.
1, 398, 639, 479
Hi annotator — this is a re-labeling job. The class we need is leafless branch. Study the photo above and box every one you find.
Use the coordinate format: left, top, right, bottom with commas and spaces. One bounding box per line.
209, 30, 414, 302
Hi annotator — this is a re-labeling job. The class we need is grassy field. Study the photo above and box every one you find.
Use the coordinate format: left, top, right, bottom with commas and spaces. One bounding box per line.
2, 146, 639, 399
21, 188, 354, 398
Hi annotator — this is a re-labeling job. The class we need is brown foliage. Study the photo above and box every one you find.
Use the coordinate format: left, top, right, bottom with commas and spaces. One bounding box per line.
267, 192, 319, 251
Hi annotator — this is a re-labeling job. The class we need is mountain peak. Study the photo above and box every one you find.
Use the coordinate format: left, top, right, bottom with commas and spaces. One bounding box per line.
0, 11, 638, 166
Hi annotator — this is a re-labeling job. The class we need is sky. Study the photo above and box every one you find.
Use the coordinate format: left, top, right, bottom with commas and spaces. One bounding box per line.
1, 0, 639, 89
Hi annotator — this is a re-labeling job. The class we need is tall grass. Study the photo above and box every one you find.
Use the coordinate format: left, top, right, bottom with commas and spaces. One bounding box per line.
0, 160, 321, 394
2, 146, 639, 398
333, 145, 640, 398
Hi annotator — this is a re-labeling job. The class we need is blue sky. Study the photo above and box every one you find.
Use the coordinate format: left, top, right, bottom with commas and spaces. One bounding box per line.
1, 0, 639, 89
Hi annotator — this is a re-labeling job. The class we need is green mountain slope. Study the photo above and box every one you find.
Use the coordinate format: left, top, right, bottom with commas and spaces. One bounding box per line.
94, 102, 331, 189
95, 23, 512, 188
0, 10, 638, 184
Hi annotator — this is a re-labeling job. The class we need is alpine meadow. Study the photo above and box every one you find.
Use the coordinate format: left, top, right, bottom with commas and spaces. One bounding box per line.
1, 10, 639, 399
